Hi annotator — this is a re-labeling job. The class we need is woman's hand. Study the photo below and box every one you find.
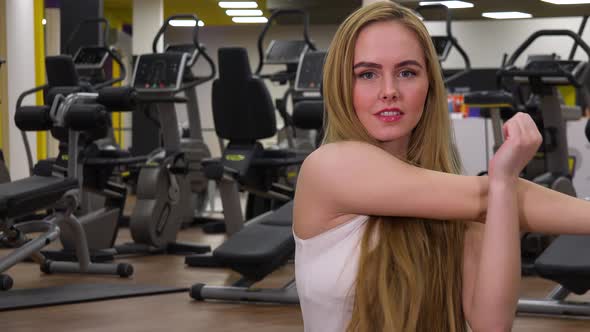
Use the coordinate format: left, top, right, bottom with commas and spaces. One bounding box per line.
488, 112, 543, 182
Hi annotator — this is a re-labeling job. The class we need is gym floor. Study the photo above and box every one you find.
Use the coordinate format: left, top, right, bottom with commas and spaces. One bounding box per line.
1, 200, 590, 331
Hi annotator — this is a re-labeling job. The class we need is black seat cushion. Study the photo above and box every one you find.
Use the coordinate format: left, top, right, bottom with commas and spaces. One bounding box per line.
0, 176, 78, 218
214, 223, 294, 281
535, 234, 590, 295
251, 150, 307, 168
463, 90, 514, 108
260, 201, 293, 227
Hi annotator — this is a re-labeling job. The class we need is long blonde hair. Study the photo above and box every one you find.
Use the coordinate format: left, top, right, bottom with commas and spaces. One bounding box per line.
322, 2, 467, 331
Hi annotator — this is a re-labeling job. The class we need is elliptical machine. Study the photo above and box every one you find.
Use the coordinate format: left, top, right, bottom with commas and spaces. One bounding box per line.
415, 4, 471, 85
465, 26, 588, 274
123, 14, 216, 255
254, 9, 317, 152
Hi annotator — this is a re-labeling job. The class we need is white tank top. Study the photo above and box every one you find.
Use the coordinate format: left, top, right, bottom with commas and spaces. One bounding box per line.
294, 215, 369, 332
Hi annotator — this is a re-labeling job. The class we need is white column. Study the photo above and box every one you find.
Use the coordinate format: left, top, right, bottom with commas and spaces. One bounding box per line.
45, 8, 60, 56
6, 0, 36, 180
45, 8, 61, 157
132, 0, 163, 55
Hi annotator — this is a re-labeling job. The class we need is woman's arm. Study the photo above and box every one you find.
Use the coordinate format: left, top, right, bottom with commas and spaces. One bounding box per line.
294, 139, 590, 238
465, 181, 521, 331
465, 113, 541, 331
293, 140, 487, 237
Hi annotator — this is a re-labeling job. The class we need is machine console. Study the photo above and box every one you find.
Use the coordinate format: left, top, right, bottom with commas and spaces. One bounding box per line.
514, 60, 587, 85
132, 53, 188, 92
265, 40, 309, 65
432, 36, 452, 61
165, 43, 199, 65
295, 51, 326, 96
73, 46, 109, 70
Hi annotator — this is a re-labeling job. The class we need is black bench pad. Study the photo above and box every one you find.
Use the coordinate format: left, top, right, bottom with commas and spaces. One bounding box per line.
0, 176, 78, 218
535, 234, 590, 295
463, 90, 514, 107
259, 201, 293, 227
214, 223, 294, 281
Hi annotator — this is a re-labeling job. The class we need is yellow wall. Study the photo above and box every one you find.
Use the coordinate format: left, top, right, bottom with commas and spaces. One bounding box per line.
34, 0, 47, 160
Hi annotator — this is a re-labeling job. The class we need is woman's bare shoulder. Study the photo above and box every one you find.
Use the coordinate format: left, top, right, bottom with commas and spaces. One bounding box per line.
293, 142, 375, 239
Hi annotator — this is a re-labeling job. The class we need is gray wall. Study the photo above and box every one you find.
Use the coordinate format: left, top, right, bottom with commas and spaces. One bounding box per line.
162, 17, 590, 196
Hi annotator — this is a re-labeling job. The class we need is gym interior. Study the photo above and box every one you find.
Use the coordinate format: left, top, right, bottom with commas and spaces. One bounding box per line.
1, 0, 590, 331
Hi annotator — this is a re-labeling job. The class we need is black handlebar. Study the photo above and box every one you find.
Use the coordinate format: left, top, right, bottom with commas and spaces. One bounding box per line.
255, 9, 316, 75
93, 47, 127, 90
415, 4, 471, 72
499, 30, 590, 88
506, 30, 590, 67
569, 16, 588, 60
153, 14, 200, 53
65, 18, 110, 54
153, 14, 216, 87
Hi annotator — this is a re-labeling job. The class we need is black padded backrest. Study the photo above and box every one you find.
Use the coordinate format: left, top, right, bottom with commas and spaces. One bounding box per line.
212, 47, 276, 141
46, 55, 79, 87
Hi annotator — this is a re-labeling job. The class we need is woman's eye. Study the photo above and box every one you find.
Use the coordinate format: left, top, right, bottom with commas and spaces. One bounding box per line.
399, 70, 416, 78
359, 72, 375, 80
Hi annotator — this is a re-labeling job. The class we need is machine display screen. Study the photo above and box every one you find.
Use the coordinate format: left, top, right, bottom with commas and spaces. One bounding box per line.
432, 36, 452, 60
295, 51, 326, 91
132, 53, 187, 91
73, 47, 109, 69
266, 40, 309, 65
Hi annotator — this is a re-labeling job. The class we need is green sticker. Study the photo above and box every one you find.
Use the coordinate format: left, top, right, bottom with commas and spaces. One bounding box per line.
225, 154, 245, 161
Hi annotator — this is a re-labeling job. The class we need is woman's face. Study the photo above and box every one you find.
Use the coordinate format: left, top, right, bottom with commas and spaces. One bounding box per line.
352, 20, 429, 156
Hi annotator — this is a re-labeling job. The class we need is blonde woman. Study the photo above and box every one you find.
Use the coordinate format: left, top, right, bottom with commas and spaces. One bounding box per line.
293, 2, 585, 331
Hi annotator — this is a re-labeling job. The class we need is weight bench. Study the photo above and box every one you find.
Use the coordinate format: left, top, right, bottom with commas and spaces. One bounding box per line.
190, 201, 298, 304
518, 234, 590, 317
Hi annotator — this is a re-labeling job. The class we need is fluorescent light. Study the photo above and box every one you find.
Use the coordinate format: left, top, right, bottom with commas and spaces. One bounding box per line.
169, 19, 205, 27
419, 1, 474, 8
232, 16, 268, 23
219, 1, 258, 9
541, 0, 590, 4
482, 11, 533, 19
42, 18, 47, 25
226, 9, 263, 16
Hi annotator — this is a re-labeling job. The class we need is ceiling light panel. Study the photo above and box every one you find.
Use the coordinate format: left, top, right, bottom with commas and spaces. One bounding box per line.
169, 19, 205, 27
232, 16, 268, 23
418, 1, 474, 8
540, 0, 590, 4
218, 1, 258, 9
482, 12, 533, 19
226, 9, 263, 16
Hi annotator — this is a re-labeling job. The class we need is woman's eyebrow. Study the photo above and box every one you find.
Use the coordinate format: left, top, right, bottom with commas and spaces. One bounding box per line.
353, 60, 424, 70
353, 61, 381, 70
396, 60, 423, 68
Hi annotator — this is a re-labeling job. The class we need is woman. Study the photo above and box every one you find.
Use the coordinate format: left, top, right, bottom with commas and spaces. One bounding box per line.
293, 2, 566, 331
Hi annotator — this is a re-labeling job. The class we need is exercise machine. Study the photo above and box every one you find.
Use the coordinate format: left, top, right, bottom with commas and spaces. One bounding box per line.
188, 48, 326, 303
415, 4, 471, 85
254, 9, 317, 152
468, 28, 590, 318
0, 88, 134, 291
123, 16, 215, 255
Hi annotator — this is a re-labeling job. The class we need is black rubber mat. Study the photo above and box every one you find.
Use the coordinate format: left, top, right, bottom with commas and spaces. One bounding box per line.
0, 283, 188, 311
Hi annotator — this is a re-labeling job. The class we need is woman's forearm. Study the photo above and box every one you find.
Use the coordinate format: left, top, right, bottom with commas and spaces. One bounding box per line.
516, 177, 587, 233
471, 179, 521, 331
477, 176, 589, 234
